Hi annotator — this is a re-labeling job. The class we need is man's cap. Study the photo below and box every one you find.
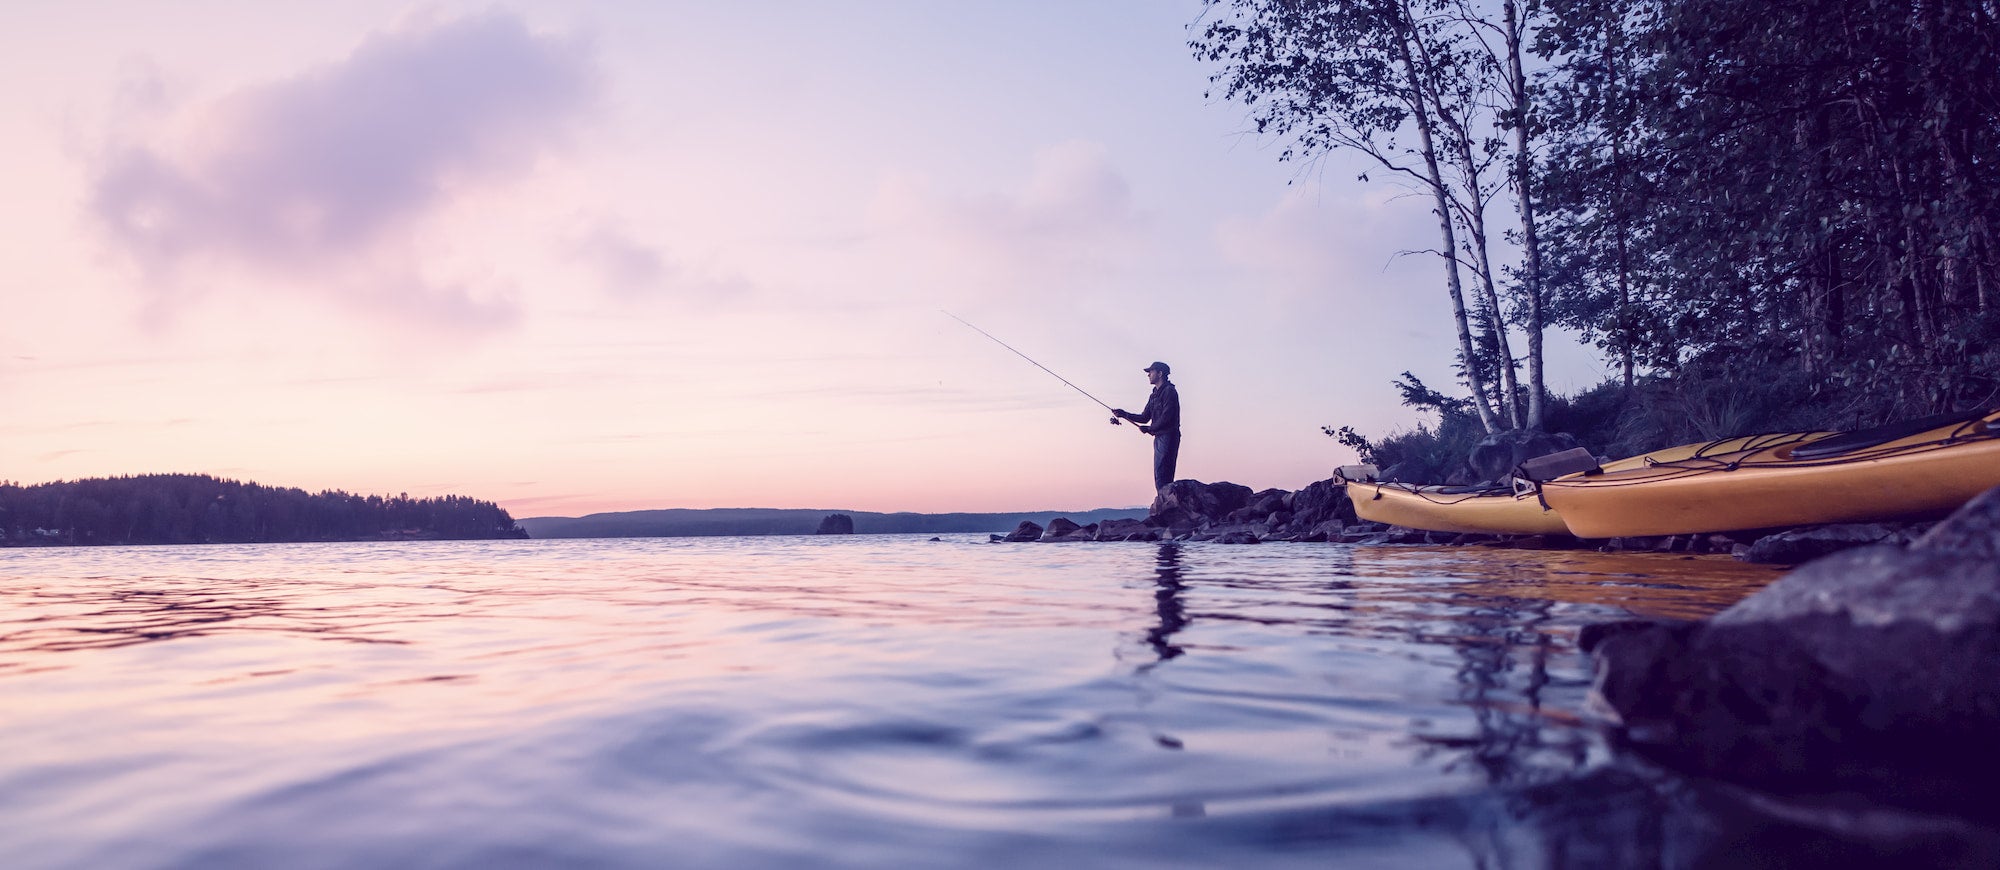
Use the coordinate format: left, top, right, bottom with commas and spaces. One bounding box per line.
1144, 361, 1171, 375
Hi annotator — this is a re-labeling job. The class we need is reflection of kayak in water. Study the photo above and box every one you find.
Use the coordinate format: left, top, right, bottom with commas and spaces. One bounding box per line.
1337, 432, 1837, 537
1536, 408, 2000, 538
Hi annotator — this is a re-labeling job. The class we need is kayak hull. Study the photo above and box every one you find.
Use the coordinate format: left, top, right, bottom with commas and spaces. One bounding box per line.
1339, 432, 1839, 537
1542, 411, 2000, 538
1346, 481, 1569, 536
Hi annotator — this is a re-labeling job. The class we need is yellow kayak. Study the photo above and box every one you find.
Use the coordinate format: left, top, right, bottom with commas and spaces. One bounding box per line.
1336, 433, 1837, 537
1539, 408, 2000, 538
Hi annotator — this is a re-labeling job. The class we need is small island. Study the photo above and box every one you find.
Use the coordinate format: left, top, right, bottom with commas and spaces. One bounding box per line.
0, 474, 527, 547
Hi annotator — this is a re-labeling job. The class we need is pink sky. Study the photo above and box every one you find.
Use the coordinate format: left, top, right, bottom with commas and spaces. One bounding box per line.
0, 1, 1609, 518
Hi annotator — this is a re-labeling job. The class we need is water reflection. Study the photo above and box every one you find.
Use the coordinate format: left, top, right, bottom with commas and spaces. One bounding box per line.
1102, 542, 2000, 866
1412, 590, 1587, 790
0, 582, 405, 664
4, 538, 1988, 868
1142, 543, 1188, 666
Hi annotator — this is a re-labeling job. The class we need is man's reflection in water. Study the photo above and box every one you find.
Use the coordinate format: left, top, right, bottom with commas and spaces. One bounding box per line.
1133, 543, 1196, 771
1142, 542, 1188, 668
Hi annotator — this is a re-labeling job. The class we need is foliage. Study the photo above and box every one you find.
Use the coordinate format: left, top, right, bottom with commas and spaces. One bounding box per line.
1536, 0, 2000, 421
1326, 371, 1485, 481
0, 474, 526, 547
1338, 356, 1928, 482
1323, 425, 1380, 465
1209, 0, 1999, 437
1364, 414, 1487, 482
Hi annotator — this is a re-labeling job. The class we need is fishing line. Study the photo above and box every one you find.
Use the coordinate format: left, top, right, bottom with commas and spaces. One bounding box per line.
943, 310, 1131, 425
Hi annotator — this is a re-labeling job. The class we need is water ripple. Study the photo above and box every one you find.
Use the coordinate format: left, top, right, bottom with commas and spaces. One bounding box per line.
5, 536, 1974, 868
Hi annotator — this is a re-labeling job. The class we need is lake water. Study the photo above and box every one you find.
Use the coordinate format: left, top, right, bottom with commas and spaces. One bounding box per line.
0, 535, 1932, 868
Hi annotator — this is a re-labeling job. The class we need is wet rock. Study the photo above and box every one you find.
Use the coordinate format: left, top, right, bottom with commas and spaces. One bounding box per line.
1150, 480, 1253, 529
1093, 518, 1161, 542
1000, 520, 1043, 543
1332, 522, 1390, 543
1288, 478, 1355, 529
1466, 429, 1581, 484
815, 513, 854, 535
1912, 485, 2000, 559
1214, 529, 1261, 544
1296, 519, 1343, 543
1224, 488, 1288, 525
1582, 483, 2000, 821
1039, 518, 1094, 543
1346, 526, 1430, 545
1735, 523, 1912, 564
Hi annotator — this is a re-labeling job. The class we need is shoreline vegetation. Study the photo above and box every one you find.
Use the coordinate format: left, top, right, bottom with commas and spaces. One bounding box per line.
1184, 0, 2000, 827
1196, 0, 1996, 464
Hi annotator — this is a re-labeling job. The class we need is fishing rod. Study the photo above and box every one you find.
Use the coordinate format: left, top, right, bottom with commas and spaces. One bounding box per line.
943, 310, 1132, 427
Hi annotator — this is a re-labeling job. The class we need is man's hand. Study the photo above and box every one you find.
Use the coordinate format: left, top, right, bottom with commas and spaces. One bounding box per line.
1138, 425, 1154, 435
1111, 409, 1129, 419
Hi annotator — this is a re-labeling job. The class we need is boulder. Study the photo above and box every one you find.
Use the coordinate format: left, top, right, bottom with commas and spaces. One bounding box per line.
1287, 478, 1354, 529
1734, 523, 1913, 564
815, 513, 854, 535
1039, 518, 1095, 543
1000, 520, 1043, 543
1581, 483, 2000, 821
1150, 479, 1253, 529
1466, 429, 1581, 484
1094, 518, 1161, 542
1298, 519, 1344, 542
1911, 486, 2000, 559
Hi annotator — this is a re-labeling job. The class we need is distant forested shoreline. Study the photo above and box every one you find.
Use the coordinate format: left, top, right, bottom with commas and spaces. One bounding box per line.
0, 474, 527, 547
517, 507, 1149, 539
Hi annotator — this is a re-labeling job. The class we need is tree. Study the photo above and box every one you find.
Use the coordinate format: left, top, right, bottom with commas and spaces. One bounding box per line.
1196, 0, 1508, 432
0, 474, 528, 547
1535, 0, 2000, 420
1196, 0, 1557, 431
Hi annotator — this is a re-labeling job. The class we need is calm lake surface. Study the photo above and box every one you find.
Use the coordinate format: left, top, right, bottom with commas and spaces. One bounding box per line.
0, 535, 1893, 868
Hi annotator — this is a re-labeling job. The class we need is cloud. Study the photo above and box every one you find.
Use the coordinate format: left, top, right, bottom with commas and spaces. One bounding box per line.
85, 11, 597, 333
567, 221, 753, 305
865, 140, 1143, 295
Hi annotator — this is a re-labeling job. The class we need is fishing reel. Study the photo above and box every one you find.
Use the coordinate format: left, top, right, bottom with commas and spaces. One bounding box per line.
1109, 415, 1123, 426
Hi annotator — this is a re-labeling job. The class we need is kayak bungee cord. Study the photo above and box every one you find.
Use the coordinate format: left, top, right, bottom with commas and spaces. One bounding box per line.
1542, 412, 2000, 492
1366, 413, 2000, 507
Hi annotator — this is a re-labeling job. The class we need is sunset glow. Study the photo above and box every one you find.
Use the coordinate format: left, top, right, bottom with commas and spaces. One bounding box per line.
1, 1, 1608, 518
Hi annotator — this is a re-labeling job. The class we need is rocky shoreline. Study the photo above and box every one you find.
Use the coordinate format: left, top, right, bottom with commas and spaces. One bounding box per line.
993, 475, 1939, 566
997, 467, 2000, 834
1581, 484, 2000, 826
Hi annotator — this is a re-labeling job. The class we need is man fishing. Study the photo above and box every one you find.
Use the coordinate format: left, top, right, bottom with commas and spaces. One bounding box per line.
1113, 362, 1181, 493
942, 313, 1182, 493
